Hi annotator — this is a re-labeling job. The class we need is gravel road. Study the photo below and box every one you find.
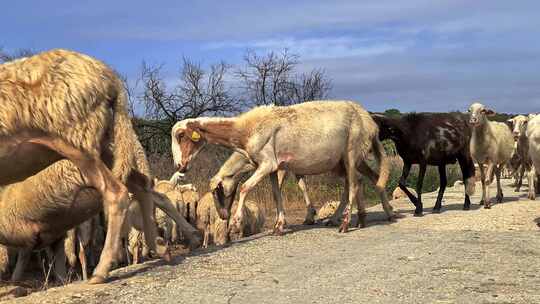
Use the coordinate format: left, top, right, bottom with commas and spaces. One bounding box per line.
6, 180, 540, 304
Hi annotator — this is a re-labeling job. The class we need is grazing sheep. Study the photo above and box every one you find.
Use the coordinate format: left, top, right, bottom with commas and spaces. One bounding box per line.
392, 187, 418, 200
507, 115, 532, 192
228, 200, 265, 240
196, 193, 228, 248
173, 101, 395, 234
372, 113, 476, 215
0, 49, 168, 283
209, 152, 318, 226
526, 115, 540, 199
468, 103, 514, 208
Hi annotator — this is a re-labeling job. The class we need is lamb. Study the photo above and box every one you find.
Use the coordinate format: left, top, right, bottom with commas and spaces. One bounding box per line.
173, 101, 395, 234
196, 192, 229, 248
228, 200, 265, 240
507, 115, 532, 192
0, 49, 168, 283
526, 114, 540, 200
316, 201, 340, 220
372, 112, 476, 215
468, 102, 514, 208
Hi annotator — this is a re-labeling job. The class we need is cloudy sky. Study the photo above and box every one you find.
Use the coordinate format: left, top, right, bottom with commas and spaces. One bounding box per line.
3, 1, 539, 113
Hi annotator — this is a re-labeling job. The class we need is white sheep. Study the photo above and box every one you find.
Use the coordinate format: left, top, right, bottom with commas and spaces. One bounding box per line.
468, 102, 514, 208
526, 114, 540, 199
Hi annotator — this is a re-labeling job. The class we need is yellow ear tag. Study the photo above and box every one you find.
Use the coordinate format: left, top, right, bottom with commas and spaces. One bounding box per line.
191, 131, 201, 142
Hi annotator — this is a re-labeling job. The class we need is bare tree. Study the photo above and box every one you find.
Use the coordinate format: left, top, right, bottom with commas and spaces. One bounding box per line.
135, 58, 239, 153
235, 49, 332, 107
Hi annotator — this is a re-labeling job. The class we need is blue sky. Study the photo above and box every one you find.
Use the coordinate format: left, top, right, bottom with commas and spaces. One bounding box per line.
3, 1, 539, 113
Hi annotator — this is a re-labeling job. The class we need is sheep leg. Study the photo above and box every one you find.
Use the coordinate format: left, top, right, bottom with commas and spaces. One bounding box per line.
412, 163, 426, 216
233, 160, 276, 234
11, 249, 31, 281
495, 165, 504, 204
296, 175, 316, 225
325, 179, 350, 226
269, 171, 287, 235
357, 161, 395, 220
457, 154, 474, 210
339, 150, 361, 233
515, 164, 525, 192
528, 167, 536, 200
354, 182, 367, 228
131, 190, 169, 261
478, 163, 491, 208
78, 239, 88, 281
398, 162, 422, 214
433, 165, 447, 213
27, 137, 130, 284
151, 192, 201, 249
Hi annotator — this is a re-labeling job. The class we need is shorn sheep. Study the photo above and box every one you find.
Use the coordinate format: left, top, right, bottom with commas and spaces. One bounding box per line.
507, 115, 532, 192
172, 101, 395, 234
526, 114, 540, 200
372, 113, 476, 215
468, 102, 514, 208
0, 49, 167, 283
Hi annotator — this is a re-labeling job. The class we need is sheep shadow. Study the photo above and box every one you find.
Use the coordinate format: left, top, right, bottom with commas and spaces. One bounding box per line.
535, 217, 540, 228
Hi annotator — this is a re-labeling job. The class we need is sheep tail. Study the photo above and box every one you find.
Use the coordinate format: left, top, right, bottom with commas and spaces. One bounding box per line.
372, 136, 390, 190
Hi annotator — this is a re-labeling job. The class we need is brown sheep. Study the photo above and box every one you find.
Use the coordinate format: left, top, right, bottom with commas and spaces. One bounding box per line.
173, 101, 395, 234
0, 49, 167, 283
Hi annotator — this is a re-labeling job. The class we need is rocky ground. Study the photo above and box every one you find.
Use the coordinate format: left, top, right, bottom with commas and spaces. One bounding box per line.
4, 180, 540, 304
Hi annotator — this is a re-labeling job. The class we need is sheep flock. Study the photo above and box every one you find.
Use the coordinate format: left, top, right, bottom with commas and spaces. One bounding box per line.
0, 49, 538, 291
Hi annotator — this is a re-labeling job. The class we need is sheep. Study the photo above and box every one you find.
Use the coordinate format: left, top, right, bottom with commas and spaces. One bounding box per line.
468, 102, 514, 208
228, 200, 265, 240
0, 120, 200, 283
392, 187, 418, 200
209, 151, 318, 226
196, 192, 229, 248
173, 101, 395, 234
316, 201, 340, 220
372, 112, 476, 215
0, 49, 168, 283
526, 114, 540, 200
507, 115, 532, 192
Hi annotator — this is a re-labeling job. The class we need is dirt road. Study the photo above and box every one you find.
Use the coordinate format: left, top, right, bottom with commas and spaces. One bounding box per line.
7, 180, 540, 303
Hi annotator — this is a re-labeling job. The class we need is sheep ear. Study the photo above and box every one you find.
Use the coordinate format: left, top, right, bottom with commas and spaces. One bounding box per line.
485, 109, 495, 116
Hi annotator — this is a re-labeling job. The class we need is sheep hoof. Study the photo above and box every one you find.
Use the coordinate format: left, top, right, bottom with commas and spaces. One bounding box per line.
463, 205, 471, 211
528, 193, 535, 200
413, 210, 423, 217
478, 201, 485, 206
338, 223, 349, 233
88, 275, 106, 284
484, 203, 491, 209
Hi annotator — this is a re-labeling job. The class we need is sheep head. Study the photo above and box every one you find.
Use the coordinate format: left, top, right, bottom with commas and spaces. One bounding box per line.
171, 120, 207, 173
509, 115, 528, 140
468, 102, 495, 127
